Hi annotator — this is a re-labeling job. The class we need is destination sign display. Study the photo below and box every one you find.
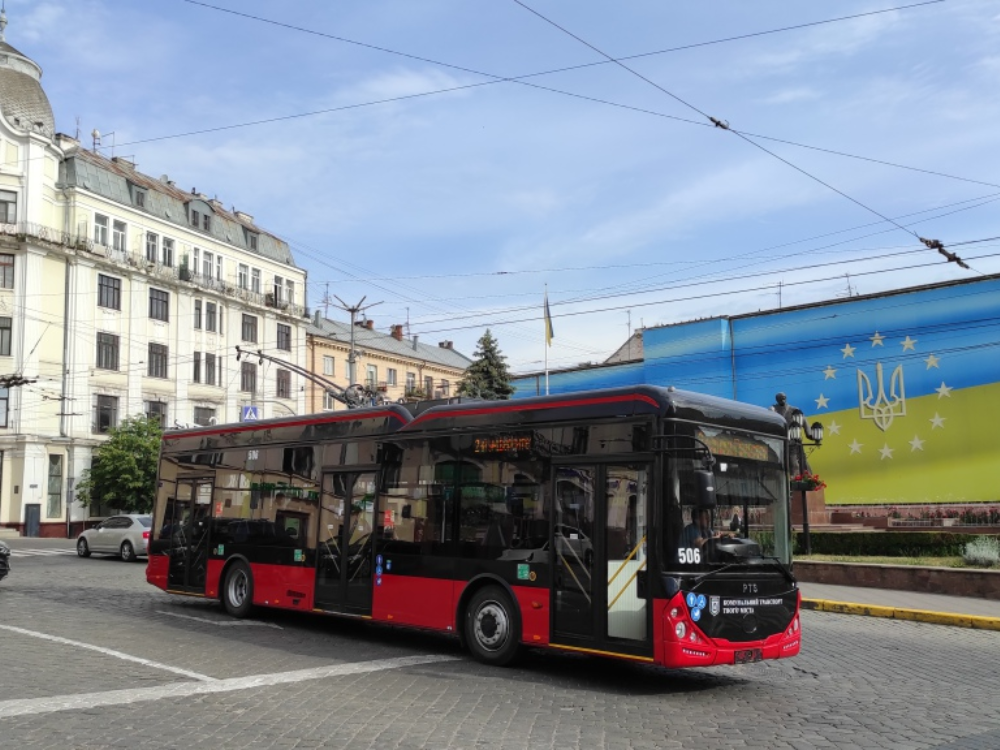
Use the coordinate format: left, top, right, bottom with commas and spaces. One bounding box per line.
696, 430, 772, 462
472, 434, 533, 455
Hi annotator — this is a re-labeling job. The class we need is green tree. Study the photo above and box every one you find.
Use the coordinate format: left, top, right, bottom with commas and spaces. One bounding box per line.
458, 329, 515, 400
76, 415, 163, 514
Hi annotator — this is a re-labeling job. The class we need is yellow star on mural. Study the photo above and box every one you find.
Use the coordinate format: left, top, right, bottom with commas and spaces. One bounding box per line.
900, 336, 917, 351
841, 343, 856, 358
936, 382, 953, 398
823, 366, 836, 380
909, 435, 925, 451
870, 331, 885, 347
930, 413, 946, 429
827, 420, 841, 436
924, 354, 940, 369
815, 393, 830, 409
879, 444, 895, 460
848, 439, 863, 454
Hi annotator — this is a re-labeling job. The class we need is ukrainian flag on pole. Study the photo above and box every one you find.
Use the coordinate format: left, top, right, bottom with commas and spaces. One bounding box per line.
544, 290, 554, 346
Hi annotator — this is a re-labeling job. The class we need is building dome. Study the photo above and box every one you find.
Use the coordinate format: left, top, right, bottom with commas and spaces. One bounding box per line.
0, 10, 55, 136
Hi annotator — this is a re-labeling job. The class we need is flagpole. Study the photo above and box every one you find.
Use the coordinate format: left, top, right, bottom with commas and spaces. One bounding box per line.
544, 284, 549, 395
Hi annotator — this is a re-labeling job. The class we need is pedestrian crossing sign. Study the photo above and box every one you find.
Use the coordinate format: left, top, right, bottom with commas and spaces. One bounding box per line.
241, 405, 260, 422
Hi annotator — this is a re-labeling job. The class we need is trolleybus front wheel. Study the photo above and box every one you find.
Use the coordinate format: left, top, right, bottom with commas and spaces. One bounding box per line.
222, 561, 254, 618
465, 585, 521, 666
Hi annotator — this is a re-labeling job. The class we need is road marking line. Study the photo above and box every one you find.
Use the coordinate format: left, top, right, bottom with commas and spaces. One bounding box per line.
0, 624, 215, 682
9, 549, 76, 557
0, 654, 458, 718
157, 610, 283, 629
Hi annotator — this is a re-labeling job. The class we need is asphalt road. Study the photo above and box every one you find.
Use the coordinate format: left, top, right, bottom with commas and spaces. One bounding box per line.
1, 538, 998, 750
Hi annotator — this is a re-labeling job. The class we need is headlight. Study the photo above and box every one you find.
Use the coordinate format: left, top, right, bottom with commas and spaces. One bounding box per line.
675, 622, 687, 639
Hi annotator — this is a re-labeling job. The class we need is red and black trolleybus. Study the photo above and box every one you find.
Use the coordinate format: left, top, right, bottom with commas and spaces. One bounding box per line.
147, 385, 801, 668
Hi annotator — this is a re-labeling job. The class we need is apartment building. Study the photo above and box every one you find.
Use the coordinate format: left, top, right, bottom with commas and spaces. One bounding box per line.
0, 21, 307, 536
306, 315, 470, 411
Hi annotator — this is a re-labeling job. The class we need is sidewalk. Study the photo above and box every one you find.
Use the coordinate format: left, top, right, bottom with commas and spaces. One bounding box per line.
799, 581, 1000, 630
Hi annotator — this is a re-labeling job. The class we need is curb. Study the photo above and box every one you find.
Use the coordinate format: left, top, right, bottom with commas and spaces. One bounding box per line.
801, 598, 1000, 631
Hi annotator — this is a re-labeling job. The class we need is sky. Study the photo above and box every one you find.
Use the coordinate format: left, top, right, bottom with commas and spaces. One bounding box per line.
12, 0, 1000, 375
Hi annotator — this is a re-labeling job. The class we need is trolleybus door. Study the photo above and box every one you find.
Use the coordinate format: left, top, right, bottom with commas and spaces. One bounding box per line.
166, 477, 214, 593
314, 471, 378, 614
551, 464, 651, 657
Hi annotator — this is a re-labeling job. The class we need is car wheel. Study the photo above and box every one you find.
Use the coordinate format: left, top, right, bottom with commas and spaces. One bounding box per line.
222, 561, 254, 618
120, 540, 136, 563
77, 538, 91, 558
465, 585, 521, 666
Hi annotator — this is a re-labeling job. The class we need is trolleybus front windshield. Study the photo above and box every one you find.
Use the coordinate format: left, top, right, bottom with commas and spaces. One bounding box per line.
666, 426, 790, 571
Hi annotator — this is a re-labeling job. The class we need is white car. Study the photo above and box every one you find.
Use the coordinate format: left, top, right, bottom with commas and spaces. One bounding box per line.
76, 514, 151, 562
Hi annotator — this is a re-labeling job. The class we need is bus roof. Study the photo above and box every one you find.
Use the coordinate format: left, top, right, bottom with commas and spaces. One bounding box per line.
401, 385, 788, 437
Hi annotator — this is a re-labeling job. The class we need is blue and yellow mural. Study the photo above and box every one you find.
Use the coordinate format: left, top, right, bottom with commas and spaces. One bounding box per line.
513, 276, 1000, 506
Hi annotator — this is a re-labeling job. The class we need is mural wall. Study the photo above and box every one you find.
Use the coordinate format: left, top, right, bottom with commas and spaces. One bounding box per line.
513, 276, 1000, 506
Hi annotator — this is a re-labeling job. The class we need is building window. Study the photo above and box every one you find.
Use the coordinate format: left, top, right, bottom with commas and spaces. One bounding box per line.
441, 379, 450, 396
277, 323, 291, 351
148, 343, 169, 378
112, 220, 127, 252
162, 238, 174, 267
0, 190, 16, 223
193, 406, 215, 426
244, 229, 258, 251
285, 279, 295, 306
323, 356, 334, 376
202, 213, 211, 232
96, 333, 120, 371
193, 247, 200, 277
273, 276, 285, 303
0, 317, 10, 356
145, 232, 158, 263
240, 361, 257, 394
366, 364, 377, 388
242, 314, 258, 343
134, 189, 146, 209
251, 268, 261, 294
205, 302, 218, 333
0, 254, 12, 288
238, 264, 248, 290
145, 400, 167, 428
97, 274, 121, 310
94, 214, 109, 246
406, 372, 416, 391
192, 351, 201, 383
193, 299, 202, 329
149, 288, 169, 322
425, 376, 434, 396
387, 368, 397, 386
276, 369, 291, 399
94, 394, 119, 434
215, 255, 223, 281
47, 454, 63, 518
191, 209, 200, 228
205, 353, 217, 386
323, 391, 338, 411
202, 250, 213, 280
0, 386, 8, 427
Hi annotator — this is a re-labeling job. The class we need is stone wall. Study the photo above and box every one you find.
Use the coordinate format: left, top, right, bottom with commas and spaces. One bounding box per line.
794, 560, 1000, 600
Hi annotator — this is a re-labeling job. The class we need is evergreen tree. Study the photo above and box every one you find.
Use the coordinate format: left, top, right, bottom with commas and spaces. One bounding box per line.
458, 329, 515, 400
76, 415, 163, 514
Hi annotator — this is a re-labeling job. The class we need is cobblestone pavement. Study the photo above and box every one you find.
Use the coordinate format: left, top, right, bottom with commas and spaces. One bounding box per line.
1, 541, 999, 750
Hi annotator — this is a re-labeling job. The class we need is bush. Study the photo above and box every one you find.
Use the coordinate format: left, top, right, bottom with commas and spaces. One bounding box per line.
962, 536, 1000, 567
795, 531, 980, 557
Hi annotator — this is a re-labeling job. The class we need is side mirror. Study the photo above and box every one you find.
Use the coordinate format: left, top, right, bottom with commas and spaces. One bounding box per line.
730, 513, 741, 533
694, 470, 717, 508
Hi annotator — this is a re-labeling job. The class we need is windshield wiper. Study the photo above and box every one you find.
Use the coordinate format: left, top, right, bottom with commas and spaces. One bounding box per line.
759, 555, 795, 584
691, 555, 795, 586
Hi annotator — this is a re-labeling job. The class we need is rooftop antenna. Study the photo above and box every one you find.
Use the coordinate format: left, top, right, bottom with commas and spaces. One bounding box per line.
406, 307, 411, 337
91, 129, 101, 150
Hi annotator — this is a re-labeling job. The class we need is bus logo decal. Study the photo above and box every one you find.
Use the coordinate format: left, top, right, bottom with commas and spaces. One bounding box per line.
710, 596, 721, 616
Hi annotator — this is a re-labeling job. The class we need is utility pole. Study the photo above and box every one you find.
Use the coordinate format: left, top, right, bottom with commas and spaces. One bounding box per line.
333, 295, 382, 385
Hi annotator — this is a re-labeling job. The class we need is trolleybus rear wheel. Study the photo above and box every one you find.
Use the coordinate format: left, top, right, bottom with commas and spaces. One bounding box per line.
465, 585, 521, 666
222, 561, 254, 618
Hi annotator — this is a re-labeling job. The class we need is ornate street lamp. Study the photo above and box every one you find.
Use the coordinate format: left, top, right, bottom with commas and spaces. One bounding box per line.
788, 408, 823, 555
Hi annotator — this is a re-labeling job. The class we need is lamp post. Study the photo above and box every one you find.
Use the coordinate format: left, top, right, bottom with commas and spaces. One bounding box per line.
788, 409, 824, 555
